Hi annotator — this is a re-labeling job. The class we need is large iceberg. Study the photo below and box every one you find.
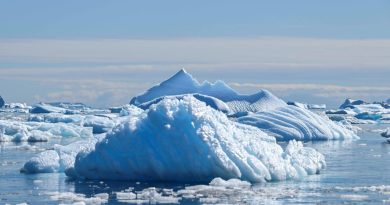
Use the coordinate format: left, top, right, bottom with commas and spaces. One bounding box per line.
66, 96, 325, 182
130, 69, 286, 113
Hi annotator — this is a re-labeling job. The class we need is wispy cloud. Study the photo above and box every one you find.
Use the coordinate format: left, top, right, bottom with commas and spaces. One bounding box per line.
1, 37, 390, 68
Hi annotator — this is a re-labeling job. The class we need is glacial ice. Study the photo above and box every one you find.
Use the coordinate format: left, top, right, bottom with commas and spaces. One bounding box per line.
129, 69, 355, 141
130, 69, 286, 113
0, 120, 93, 142
237, 105, 358, 141
67, 96, 325, 182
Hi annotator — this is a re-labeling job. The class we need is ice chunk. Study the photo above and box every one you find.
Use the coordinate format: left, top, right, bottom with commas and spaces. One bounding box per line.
130, 69, 286, 113
237, 105, 358, 141
21, 135, 102, 173
355, 112, 382, 120
69, 96, 325, 182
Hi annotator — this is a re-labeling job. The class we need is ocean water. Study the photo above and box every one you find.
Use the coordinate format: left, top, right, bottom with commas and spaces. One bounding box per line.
1, 123, 390, 204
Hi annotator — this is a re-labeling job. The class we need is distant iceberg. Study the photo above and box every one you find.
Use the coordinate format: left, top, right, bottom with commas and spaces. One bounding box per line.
0, 96, 4, 108
65, 96, 325, 182
326, 98, 390, 124
0, 120, 93, 142
130, 69, 286, 113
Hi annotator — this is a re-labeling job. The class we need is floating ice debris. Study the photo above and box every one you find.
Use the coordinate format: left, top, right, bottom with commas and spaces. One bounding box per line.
0, 120, 93, 142
43, 191, 108, 204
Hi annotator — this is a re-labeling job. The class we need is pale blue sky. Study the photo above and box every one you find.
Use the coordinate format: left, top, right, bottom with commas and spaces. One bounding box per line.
0, 1, 389, 107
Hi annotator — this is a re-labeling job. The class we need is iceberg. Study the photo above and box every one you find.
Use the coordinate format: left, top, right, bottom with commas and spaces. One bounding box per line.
0, 96, 5, 108
340, 98, 367, 109
67, 96, 325, 182
237, 105, 358, 141
130, 69, 286, 113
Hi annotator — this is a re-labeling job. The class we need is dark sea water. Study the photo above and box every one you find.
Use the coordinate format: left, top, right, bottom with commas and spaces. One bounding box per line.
1, 124, 390, 204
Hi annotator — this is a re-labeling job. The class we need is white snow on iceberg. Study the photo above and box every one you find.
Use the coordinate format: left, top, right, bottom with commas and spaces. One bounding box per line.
237, 105, 358, 141
130, 69, 286, 113
68, 96, 325, 182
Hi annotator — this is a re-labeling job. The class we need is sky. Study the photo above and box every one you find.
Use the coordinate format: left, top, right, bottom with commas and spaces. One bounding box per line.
0, 0, 389, 108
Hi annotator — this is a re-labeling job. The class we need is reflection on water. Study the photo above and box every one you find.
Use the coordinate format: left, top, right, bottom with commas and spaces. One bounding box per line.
1, 124, 390, 204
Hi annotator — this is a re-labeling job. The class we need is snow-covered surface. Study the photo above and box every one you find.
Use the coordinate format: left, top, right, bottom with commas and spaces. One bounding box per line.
67, 96, 325, 182
237, 105, 358, 141
130, 69, 286, 113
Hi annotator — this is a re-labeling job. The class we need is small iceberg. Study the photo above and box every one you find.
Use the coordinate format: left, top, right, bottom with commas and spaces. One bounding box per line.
0, 95, 5, 108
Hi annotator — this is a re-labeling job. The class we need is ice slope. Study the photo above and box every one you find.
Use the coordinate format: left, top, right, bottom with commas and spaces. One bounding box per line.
130, 69, 286, 113
68, 96, 325, 182
0, 120, 93, 142
237, 105, 358, 141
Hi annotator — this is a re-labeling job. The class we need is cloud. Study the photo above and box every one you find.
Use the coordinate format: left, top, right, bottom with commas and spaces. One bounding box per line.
1, 37, 390, 68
